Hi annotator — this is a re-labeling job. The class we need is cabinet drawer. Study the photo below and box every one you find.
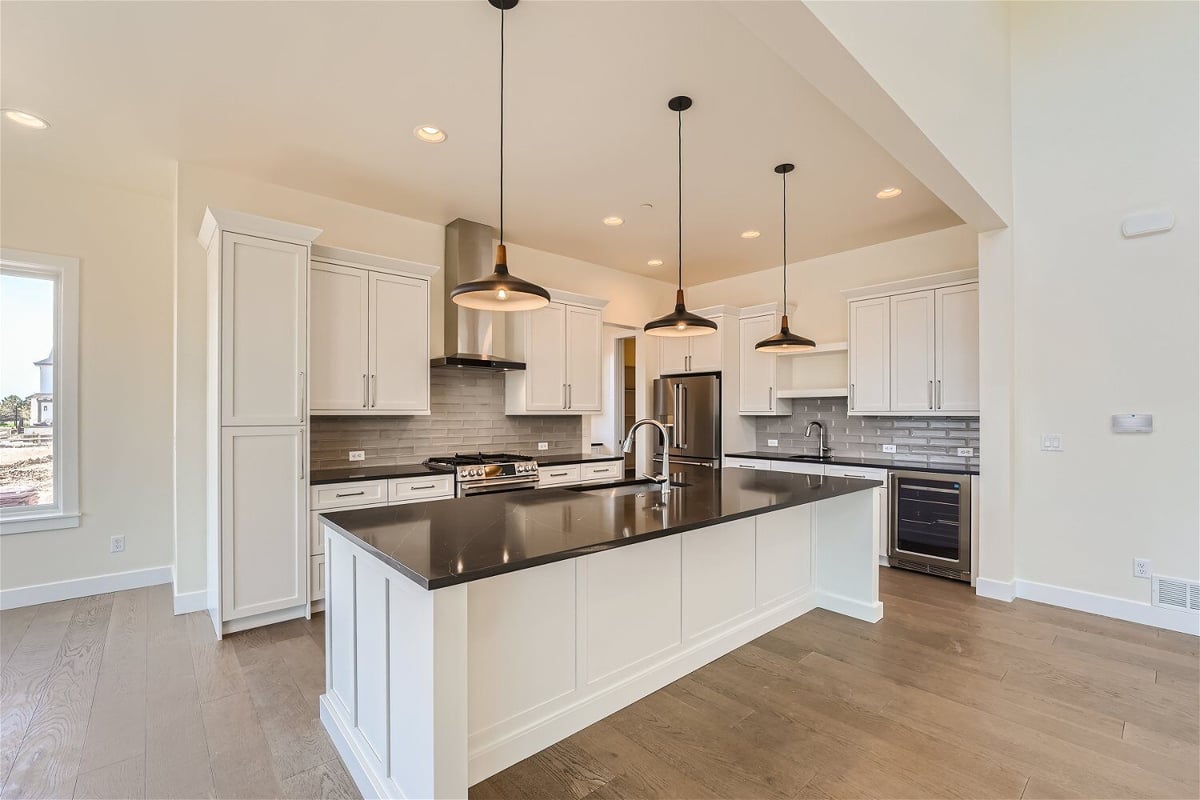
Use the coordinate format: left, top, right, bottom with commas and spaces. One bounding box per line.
771, 461, 825, 476
539, 464, 582, 486
312, 480, 387, 511
724, 457, 770, 470
824, 465, 887, 481
581, 461, 622, 483
388, 474, 454, 503
310, 554, 326, 602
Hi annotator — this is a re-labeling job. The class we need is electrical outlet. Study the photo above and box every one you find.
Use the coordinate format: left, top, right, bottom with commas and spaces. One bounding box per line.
957, 447, 974, 457
767, 439, 779, 447
538, 442, 549, 451
348, 450, 365, 462
881, 444, 897, 453
110, 536, 125, 554
1134, 558, 1152, 578
1041, 434, 1063, 452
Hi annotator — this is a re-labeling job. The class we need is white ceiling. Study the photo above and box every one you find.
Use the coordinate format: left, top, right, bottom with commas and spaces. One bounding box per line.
1, 1, 961, 284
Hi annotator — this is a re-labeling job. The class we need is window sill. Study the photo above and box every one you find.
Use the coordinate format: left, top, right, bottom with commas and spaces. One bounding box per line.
0, 512, 81, 535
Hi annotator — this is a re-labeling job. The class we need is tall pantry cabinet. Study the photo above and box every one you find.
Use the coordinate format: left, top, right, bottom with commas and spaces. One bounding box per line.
199, 208, 322, 638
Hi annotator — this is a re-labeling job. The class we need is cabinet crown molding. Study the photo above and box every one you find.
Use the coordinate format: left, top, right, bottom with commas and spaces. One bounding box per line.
198, 207, 323, 250
547, 288, 609, 310
738, 301, 790, 319
841, 268, 978, 301
311, 244, 439, 279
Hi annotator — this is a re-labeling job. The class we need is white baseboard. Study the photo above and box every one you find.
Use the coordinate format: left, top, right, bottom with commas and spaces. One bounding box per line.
173, 589, 207, 615
0, 565, 172, 610
975, 577, 1016, 602
1015, 579, 1199, 636
815, 589, 884, 623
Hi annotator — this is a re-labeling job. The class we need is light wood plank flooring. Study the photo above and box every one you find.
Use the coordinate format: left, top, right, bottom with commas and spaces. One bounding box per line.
2, 570, 1197, 799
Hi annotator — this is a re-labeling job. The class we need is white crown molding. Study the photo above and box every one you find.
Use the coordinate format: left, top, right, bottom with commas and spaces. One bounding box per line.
841, 268, 978, 301
312, 245, 439, 279
198, 207, 323, 250
547, 288, 609, 309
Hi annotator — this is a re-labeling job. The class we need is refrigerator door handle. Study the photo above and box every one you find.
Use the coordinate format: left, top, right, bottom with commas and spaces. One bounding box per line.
680, 386, 688, 449
674, 383, 685, 449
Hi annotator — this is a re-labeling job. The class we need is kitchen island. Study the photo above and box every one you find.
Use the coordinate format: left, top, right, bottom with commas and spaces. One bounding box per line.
318, 467, 883, 799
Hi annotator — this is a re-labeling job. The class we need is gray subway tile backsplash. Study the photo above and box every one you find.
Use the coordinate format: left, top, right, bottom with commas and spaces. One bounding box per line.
310, 370, 582, 470
756, 397, 980, 470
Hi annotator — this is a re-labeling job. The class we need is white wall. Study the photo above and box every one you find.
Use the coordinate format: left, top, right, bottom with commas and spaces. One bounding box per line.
1, 165, 174, 591
173, 163, 673, 595
1008, 1, 1199, 601
687, 224, 978, 342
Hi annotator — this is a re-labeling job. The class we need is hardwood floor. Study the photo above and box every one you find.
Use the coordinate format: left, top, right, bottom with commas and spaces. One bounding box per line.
0, 569, 1196, 799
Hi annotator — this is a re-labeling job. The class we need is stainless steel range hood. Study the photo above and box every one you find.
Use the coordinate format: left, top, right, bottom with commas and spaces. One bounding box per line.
432, 218, 525, 371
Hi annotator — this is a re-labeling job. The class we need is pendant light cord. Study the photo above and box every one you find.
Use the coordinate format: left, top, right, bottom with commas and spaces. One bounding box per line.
677, 107, 683, 292
781, 168, 787, 307
499, 3, 505, 245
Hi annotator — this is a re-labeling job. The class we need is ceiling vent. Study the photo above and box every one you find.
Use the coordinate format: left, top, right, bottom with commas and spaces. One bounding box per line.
1151, 575, 1200, 613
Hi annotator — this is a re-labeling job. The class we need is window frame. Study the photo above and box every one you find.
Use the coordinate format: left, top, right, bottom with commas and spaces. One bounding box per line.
0, 248, 80, 534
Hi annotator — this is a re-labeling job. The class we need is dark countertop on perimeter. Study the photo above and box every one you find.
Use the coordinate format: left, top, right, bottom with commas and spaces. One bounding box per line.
310, 453, 622, 485
320, 466, 880, 590
726, 451, 979, 476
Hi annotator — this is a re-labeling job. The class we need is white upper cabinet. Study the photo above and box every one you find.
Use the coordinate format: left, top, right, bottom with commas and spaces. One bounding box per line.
657, 318, 721, 375
844, 271, 979, 416
738, 311, 790, 415
506, 293, 607, 415
565, 305, 602, 412
220, 232, 309, 426
369, 272, 430, 413
309, 247, 436, 416
889, 291, 936, 413
848, 297, 891, 413
935, 284, 980, 412
310, 263, 369, 412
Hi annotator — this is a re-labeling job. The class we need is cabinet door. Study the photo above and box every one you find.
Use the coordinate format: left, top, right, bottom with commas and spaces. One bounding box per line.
368, 272, 430, 413
565, 305, 602, 411
739, 315, 778, 413
890, 291, 936, 413
221, 233, 308, 426
659, 338, 690, 375
688, 323, 722, 372
310, 263, 369, 412
524, 303, 568, 411
221, 427, 306, 621
848, 298, 890, 413
935, 284, 979, 412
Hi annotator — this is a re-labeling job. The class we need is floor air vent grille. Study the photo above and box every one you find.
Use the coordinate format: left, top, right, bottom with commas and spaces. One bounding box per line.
893, 558, 963, 581
1152, 575, 1200, 613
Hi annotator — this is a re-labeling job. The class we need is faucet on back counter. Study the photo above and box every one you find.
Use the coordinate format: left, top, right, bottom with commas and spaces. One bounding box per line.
804, 420, 833, 459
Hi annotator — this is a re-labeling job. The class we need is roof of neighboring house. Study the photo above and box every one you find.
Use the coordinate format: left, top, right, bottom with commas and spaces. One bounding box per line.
34, 350, 53, 367
25, 393, 51, 401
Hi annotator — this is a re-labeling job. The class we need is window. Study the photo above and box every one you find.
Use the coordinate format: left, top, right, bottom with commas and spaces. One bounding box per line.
0, 248, 79, 534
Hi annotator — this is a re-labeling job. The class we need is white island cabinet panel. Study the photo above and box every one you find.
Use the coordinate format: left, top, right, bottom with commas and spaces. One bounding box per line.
353, 556, 391, 778
467, 561, 577, 737
327, 534, 356, 721
682, 518, 756, 641
585, 535, 682, 683
756, 506, 813, 607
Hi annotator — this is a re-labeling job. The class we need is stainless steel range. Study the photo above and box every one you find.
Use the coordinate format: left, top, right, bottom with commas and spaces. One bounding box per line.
423, 452, 539, 497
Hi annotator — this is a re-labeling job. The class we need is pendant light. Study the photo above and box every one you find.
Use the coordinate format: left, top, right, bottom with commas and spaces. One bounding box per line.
644, 96, 717, 338
450, 0, 550, 311
754, 163, 815, 352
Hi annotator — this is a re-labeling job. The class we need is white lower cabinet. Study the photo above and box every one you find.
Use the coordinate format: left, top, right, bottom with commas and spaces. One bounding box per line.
770, 460, 825, 476
723, 456, 770, 470
581, 460, 622, 483
538, 464, 582, 487
310, 554, 326, 601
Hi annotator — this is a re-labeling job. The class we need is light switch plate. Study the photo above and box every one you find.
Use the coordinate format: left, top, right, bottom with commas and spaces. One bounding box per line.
538, 442, 549, 451
881, 444, 897, 453
767, 439, 779, 447
1041, 434, 1063, 452
957, 447, 974, 457
348, 450, 365, 462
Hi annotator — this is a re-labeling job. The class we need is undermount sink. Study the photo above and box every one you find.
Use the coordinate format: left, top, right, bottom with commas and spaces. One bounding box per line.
789, 455, 832, 462
572, 480, 689, 499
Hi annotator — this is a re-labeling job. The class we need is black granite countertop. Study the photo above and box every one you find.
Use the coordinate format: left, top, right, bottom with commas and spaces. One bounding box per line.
726, 451, 979, 476
310, 463, 453, 486
320, 466, 880, 590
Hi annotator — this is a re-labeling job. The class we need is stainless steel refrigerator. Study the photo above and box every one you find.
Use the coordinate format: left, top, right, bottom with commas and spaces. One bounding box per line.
653, 374, 721, 469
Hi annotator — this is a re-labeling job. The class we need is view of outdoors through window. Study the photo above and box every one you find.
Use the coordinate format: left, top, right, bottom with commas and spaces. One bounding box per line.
0, 272, 56, 509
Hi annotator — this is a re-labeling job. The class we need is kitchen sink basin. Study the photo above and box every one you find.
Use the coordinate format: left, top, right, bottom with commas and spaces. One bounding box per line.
571, 480, 689, 499
788, 455, 832, 462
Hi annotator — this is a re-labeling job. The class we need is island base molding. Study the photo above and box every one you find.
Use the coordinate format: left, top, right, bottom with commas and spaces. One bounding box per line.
321, 488, 881, 799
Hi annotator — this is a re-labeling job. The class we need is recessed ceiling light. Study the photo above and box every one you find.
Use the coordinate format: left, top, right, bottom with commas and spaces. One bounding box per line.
876, 186, 903, 199
740, 230, 761, 239
413, 125, 446, 143
2, 109, 49, 130
647, 259, 664, 267
603, 216, 624, 227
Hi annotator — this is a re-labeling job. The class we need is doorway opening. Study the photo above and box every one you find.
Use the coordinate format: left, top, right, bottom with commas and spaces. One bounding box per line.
618, 336, 636, 478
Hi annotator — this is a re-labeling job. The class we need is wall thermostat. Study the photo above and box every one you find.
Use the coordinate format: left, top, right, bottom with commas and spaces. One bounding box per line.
1111, 413, 1153, 433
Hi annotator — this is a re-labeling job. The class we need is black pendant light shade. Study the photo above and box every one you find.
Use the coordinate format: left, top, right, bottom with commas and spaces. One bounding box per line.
450, 0, 550, 312
755, 163, 815, 352
645, 96, 717, 338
